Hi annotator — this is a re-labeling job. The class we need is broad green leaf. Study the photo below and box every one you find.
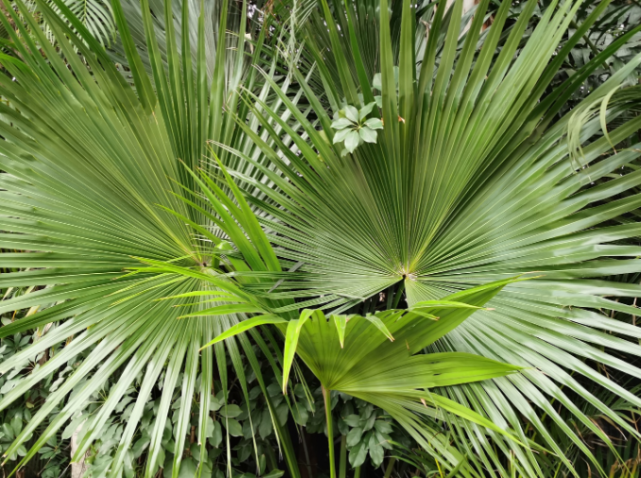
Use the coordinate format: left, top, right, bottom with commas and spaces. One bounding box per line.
282, 309, 314, 394
359, 103, 376, 120
332, 118, 354, 129
364, 118, 383, 130
332, 315, 348, 348
344, 106, 359, 123
333, 128, 352, 144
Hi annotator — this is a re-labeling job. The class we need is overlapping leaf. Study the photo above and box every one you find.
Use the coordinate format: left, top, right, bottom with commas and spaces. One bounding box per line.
202, 280, 525, 478
0, 0, 302, 476
212, 0, 641, 475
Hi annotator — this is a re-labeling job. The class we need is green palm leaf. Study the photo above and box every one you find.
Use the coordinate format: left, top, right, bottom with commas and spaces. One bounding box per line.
203, 280, 526, 477
212, 0, 641, 475
0, 0, 302, 476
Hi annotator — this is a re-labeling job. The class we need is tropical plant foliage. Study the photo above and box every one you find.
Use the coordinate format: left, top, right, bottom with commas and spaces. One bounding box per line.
2, 0, 116, 47
1, 0, 641, 477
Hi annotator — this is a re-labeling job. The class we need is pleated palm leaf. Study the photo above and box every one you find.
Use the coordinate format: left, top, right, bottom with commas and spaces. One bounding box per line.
203, 300, 525, 478
198, 0, 641, 475
0, 0, 311, 476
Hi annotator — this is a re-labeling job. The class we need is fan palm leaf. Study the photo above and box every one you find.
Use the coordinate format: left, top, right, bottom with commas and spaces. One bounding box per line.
206, 0, 641, 475
192, 274, 527, 478
0, 0, 306, 476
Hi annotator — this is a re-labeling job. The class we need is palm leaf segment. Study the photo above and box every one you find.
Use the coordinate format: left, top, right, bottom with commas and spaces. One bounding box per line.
219, 0, 641, 475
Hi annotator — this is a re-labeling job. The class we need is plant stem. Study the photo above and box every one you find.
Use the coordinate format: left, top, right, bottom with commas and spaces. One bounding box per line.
300, 428, 313, 478
392, 281, 405, 309
339, 435, 347, 478
384, 458, 396, 478
354, 466, 361, 478
323, 385, 336, 478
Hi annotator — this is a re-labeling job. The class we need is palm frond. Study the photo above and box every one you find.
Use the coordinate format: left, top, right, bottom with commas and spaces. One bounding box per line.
0, 0, 302, 476
215, 0, 641, 475
203, 279, 527, 477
